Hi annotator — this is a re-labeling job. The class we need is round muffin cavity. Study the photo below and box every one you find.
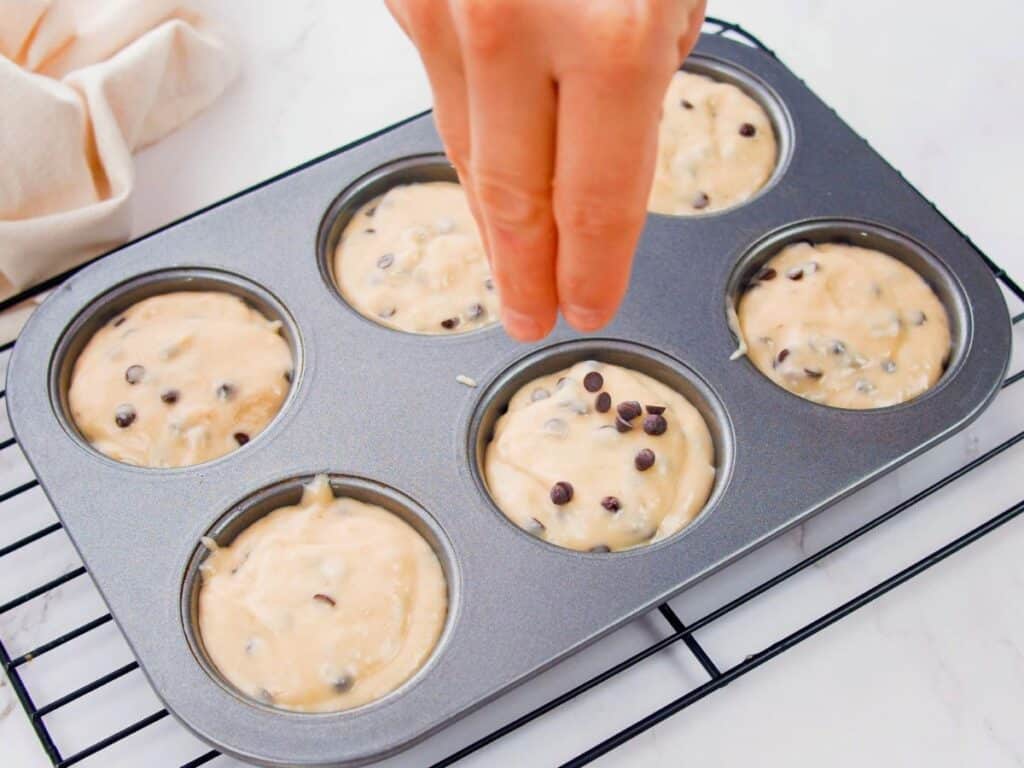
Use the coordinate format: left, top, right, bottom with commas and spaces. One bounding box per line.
484, 360, 716, 552
736, 241, 952, 409
333, 181, 498, 334
68, 291, 292, 467
197, 475, 448, 712
648, 70, 778, 215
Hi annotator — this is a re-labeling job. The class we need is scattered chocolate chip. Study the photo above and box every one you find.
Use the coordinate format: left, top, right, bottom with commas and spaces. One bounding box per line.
234, 432, 250, 446
589, 545, 611, 554
124, 365, 145, 384
635, 448, 656, 471
739, 122, 757, 137
364, 228, 376, 234
775, 348, 790, 366
615, 416, 634, 433
583, 371, 604, 392
645, 404, 666, 415
313, 593, 336, 607
643, 414, 668, 435
595, 392, 612, 413
830, 340, 847, 355
692, 191, 710, 210
616, 401, 642, 421
755, 266, 777, 282
216, 382, 235, 401
550, 481, 574, 505
601, 496, 622, 512
484, 277, 495, 291
787, 267, 804, 281
882, 359, 897, 373
112, 316, 126, 327
378, 306, 396, 319
440, 317, 461, 330
283, 369, 293, 383
160, 389, 179, 405
332, 674, 355, 693
376, 252, 394, 269
681, 99, 694, 110
114, 404, 136, 428
531, 387, 550, 402
910, 310, 927, 326
803, 368, 823, 379
544, 418, 568, 436
467, 302, 485, 320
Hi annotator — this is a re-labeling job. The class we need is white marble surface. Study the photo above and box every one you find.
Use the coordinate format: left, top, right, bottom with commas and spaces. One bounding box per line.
3, 1, 1024, 766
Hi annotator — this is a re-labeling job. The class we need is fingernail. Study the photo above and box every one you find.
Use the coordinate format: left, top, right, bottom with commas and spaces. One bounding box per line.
563, 305, 611, 332
501, 308, 545, 342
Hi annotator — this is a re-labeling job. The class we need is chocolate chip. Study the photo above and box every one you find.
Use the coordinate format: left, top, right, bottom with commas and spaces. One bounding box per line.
124, 365, 145, 384
692, 191, 710, 210
484, 277, 495, 291
882, 359, 897, 373
739, 122, 757, 137
234, 432, 250, 446
634, 448, 656, 472
114, 404, 136, 428
440, 317, 460, 330
160, 389, 179, 405
283, 369, 293, 383
601, 496, 622, 512
216, 382, 235, 401
332, 674, 355, 693
755, 266, 777, 282
583, 371, 604, 392
681, 99, 694, 110
550, 481, 573, 505
595, 392, 612, 413
910, 310, 927, 326
616, 401, 642, 421
615, 416, 634, 433
775, 348, 790, 366
378, 306, 396, 318
364, 228, 376, 234
643, 414, 668, 435
787, 267, 804, 281
531, 388, 550, 402
803, 368, 823, 379
467, 302, 485, 320
112, 316, 126, 327
589, 545, 611, 554
376, 252, 394, 269
645, 404, 666, 415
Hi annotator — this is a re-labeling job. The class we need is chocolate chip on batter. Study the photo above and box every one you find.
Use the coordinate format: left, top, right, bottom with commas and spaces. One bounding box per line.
583, 371, 604, 392
775, 348, 790, 367
616, 400, 642, 421
595, 392, 612, 413
634, 448, 656, 471
160, 389, 179, 405
484, 277, 495, 291
216, 382, 235, 401
755, 266, 777, 282
376, 252, 394, 269
645, 404, 666, 415
112, 316, 127, 327
313, 593, 336, 607
681, 99, 694, 110
364, 228, 376, 235
881, 359, 897, 374
531, 387, 551, 402
803, 368, 823, 379
692, 191, 710, 210
234, 432, 250, 446
378, 306, 397, 319
589, 545, 611, 554
114, 404, 136, 428
787, 267, 804, 281
615, 416, 634, 433
643, 414, 668, 435
544, 418, 568, 436
739, 122, 757, 137
124, 364, 145, 384
550, 481, 574, 505
331, 674, 355, 693
601, 496, 622, 512
909, 310, 928, 326
467, 302, 485, 320
441, 317, 461, 330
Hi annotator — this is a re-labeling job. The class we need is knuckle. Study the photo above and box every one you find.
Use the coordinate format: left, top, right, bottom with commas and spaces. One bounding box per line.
582, 0, 658, 65
474, 169, 550, 231
452, 0, 515, 57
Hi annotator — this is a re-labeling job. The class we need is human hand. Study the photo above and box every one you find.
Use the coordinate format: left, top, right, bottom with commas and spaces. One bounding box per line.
385, 0, 706, 340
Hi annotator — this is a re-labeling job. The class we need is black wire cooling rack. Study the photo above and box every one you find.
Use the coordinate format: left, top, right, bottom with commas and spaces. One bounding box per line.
2, 17, 1023, 768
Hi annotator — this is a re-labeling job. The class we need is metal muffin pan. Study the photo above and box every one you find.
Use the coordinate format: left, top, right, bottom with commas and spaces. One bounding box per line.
6, 34, 1011, 767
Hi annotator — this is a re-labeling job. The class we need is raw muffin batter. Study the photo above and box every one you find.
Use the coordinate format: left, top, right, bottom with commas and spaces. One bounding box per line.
197, 475, 448, 712
736, 241, 952, 409
484, 361, 716, 552
334, 181, 498, 334
648, 71, 777, 215
68, 291, 292, 467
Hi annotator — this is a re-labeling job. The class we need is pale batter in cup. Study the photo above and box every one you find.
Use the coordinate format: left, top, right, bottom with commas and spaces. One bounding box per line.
334, 181, 498, 334
649, 70, 778, 215
68, 291, 292, 467
197, 475, 448, 712
484, 361, 716, 553
736, 241, 952, 409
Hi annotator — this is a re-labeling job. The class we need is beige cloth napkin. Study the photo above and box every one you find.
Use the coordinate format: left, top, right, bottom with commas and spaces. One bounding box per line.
0, 0, 236, 311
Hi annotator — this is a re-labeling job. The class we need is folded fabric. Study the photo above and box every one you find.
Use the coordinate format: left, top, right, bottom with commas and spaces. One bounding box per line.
0, 0, 236, 303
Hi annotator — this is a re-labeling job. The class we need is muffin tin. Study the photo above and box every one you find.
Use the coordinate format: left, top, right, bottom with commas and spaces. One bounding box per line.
6, 34, 1011, 767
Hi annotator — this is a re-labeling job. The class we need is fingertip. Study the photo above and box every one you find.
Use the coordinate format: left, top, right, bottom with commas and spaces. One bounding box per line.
501, 306, 555, 342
